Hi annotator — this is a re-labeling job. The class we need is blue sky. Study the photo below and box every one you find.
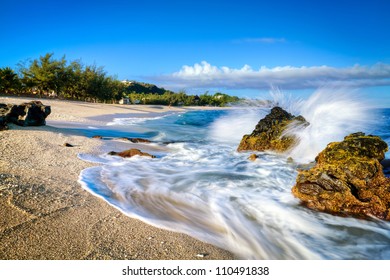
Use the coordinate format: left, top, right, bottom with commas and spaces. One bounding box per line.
1, 0, 390, 104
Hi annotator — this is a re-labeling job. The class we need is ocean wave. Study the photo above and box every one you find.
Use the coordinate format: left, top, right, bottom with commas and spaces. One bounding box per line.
106, 113, 178, 126
78, 90, 390, 259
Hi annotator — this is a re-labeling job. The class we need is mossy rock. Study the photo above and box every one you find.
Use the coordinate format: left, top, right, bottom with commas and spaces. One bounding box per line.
292, 132, 390, 220
237, 106, 309, 152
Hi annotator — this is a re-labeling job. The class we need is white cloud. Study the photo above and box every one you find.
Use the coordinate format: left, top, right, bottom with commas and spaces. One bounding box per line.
157, 61, 390, 90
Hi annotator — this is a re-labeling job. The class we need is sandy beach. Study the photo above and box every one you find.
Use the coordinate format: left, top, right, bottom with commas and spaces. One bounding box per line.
0, 97, 234, 260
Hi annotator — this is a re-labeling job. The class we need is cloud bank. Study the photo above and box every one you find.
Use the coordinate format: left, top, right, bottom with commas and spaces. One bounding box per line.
157, 61, 390, 90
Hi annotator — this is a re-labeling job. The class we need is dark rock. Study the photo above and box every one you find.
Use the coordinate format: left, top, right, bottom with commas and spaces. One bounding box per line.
0, 104, 10, 130
0, 104, 13, 130
292, 132, 390, 220
92, 135, 103, 139
116, 137, 152, 143
108, 148, 156, 158
237, 106, 309, 152
129, 138, 152, 144
0, 115, 8, 131
5, 101, 51, 126
63, 143, 74, 147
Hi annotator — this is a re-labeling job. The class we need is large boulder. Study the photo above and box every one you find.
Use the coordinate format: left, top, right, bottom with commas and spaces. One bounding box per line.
292, 132, 390, 220
237, 106, 309, 152
5, 101, 51, 126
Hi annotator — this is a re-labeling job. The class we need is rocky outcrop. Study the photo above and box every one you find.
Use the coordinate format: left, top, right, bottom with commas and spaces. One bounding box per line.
237, 106, 309, 152
108, 148, 156, 158
7, 101, 51, 126
0, 101, 51, 127
292, 132, 390, 220
117, 137, 152, 143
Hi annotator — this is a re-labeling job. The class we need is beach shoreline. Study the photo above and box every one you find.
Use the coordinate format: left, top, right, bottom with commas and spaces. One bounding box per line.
0, 97, 235, 260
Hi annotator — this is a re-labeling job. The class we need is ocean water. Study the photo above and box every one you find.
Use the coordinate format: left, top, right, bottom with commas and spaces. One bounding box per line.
78, 91, 390, 259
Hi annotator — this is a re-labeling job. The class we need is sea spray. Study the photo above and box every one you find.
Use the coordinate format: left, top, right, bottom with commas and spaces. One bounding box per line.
279, 87, 377, 163
208, 108, 267, 144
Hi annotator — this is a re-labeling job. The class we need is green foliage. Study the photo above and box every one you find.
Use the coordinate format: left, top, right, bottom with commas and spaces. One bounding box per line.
0, 67, 21, 94
14, 53, 125, 102
18, 53, 67, 95
198, 92, 241, 107
123, 81, 174, 95
2, 53, 241, 106
124, 91, 241, 106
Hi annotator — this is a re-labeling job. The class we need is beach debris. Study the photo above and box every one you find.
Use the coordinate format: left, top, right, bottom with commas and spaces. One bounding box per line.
108, 148, 156, 158
237, 106, 309, 153
196, 253, 209, 258
63, 143, 74, 147
292, 132, 390, 220
248, 154, 258, 161
92, 135, 103, 139
1, 101, 51, 127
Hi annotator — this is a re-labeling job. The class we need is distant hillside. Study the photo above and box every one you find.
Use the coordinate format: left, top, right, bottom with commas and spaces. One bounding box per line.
122, 80, 174, 95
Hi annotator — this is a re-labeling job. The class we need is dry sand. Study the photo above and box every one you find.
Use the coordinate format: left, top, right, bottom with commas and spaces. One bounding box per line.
0, 97, 235, 260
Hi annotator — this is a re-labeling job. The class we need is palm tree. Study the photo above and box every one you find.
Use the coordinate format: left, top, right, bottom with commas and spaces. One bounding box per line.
0, 67, 21, 94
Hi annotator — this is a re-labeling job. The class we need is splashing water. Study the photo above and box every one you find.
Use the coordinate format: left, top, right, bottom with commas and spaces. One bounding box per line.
78, 89, 390, 259
285, 87, 378, 163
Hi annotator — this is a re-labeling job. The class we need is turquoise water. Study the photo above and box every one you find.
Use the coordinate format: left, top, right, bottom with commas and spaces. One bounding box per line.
77, 95, 390, 259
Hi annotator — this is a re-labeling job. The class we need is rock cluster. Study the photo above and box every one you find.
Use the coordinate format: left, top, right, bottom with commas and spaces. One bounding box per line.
237, 106, 308, 152
0, 101, 51, 128
237, 107, 390, 221
292, 132, 390, 220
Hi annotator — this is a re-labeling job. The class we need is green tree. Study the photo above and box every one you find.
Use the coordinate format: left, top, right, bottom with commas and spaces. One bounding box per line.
19, 53, 67, 96
61, 60, 84, 100
0, 67, 21, 94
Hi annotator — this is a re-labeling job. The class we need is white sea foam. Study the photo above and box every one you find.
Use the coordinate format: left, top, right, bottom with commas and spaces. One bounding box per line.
107, 113, 177, 126
78, 89, 390, 259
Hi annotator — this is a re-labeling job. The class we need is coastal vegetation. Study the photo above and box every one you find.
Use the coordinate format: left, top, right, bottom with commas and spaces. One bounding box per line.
0, 53, 240, 106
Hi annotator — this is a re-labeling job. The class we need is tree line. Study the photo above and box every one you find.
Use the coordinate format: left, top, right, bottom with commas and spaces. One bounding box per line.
0, 53, 241, 106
